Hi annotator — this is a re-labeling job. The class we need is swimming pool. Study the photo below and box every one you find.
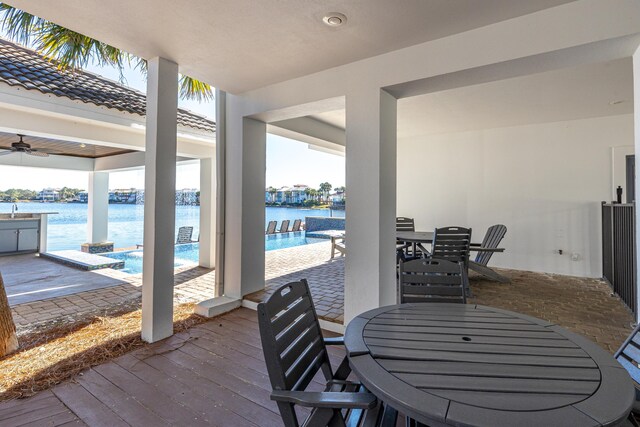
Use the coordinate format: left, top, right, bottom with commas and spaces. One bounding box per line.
103, 232, 324, 274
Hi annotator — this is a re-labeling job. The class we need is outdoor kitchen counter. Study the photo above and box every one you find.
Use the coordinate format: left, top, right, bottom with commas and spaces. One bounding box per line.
0, 212, 57, 254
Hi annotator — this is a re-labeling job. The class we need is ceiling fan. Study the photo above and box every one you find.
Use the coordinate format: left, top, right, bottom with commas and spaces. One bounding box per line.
0, 134, 49, 157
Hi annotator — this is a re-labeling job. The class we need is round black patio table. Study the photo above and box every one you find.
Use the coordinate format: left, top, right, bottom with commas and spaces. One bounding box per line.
344, 303, 634, 427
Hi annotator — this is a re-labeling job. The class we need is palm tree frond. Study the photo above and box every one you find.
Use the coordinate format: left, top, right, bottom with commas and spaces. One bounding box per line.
179, 75, 214, 102
1, 4, 213, 102
0, 4, 45, 46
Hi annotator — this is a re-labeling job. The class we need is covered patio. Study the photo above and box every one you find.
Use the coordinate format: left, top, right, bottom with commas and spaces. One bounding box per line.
1, 0, 640, 425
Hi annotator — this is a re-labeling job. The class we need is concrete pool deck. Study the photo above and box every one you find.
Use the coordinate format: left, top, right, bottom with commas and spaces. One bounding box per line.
0, 254, 129, 305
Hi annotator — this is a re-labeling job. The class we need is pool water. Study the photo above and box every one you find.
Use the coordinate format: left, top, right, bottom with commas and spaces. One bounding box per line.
103, 232, 324, 274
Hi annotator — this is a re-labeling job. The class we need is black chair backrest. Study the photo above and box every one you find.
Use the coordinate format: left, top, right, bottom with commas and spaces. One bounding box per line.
398, 258, 467, 304
266, 220, 277, 234
475, 224, 507, 266
280, 219, 290, 233
176, 226, 193, 244
615, 324, 640, 386
257, 281, 333, 425
291, 219, 302, 232
396, 217, 415, 232
432, 226, 472, 266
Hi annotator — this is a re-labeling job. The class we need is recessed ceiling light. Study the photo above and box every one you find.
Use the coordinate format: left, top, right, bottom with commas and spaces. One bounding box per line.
323, 13, 347, 27
609, 100, 625, 105
79, 143, 86, 148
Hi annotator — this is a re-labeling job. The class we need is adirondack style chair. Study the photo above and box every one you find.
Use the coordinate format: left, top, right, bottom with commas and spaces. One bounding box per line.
266, 220, 277, 234
469, 224, 509, 283
291, 219, 302, 232
615, 324, 640, 426
257, 280, 398, 427
398, 258, 467, 304
279, 219, 290, 233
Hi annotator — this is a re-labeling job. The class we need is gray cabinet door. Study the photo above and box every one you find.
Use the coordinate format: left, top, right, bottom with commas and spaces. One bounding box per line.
17, 228, 39, 251
0, 229, 18, 253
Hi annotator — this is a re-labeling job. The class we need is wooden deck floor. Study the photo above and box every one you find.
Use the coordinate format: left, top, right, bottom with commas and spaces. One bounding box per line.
0, 308, 352, 427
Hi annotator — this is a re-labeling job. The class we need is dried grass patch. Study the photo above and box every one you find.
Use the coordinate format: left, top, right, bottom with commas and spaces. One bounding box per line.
0, 303, 208, 401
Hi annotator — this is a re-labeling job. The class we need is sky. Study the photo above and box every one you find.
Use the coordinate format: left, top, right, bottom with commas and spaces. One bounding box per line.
0, 30, 345, 192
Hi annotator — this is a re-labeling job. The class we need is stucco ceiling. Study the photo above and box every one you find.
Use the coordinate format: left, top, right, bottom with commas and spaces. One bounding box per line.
6, 0, 575, 94
311, 58, 633, 138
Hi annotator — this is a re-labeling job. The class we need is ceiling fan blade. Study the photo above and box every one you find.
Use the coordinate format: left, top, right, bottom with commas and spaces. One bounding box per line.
26, 150, 49, 157
0, 150, 13, 157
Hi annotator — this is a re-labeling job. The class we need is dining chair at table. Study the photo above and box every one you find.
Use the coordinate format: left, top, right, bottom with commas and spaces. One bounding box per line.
427, 226, 472, 294
395, 217, 426, 261
398, 258, 467, 304
257, 280, 398, 427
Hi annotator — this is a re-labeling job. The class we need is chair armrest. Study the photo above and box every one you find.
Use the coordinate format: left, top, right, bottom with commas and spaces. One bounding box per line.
271, 390, 377, 409
469, 247, 505, 253
323, 336, 345, 346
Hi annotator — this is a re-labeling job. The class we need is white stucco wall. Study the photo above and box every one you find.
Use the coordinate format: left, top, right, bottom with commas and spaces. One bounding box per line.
397, 114, 634, 278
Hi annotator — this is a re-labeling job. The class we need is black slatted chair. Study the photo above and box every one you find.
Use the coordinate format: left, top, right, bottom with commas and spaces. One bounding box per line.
396, 217, 424, 262
396, 217, 415, 232
615, 324, 640, 426
280, 219, 291, 233
469, 224, 509, 283
398, 258, 467, 304
428, 226, 472, 294
258, 280, 397, 427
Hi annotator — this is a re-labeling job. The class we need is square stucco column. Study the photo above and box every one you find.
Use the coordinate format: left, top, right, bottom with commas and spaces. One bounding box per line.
141, 57, 178, 343
87, 171, 109, 243
224, 111, 266, 300
199, 157, 216, 268
344, 88, 397, 323
634, 45, 640, 323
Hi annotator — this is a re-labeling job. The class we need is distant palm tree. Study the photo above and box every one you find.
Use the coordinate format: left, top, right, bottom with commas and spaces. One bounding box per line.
0, 4, 213, 101
319, 182, 332, 202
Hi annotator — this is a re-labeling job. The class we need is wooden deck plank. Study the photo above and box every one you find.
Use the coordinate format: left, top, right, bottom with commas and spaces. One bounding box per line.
1, 401, 72, 427
17, 409, 81, 427
138, 352, 284, 427
52, 382, 129, 427
0, 393, 68, 424
162, 343, 280, 412
114, 353, 259, 427
76, 369, 171, 426
92, 362, 211, 427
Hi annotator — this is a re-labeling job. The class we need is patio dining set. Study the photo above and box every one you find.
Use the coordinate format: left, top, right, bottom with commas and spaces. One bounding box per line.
256, 218, 640, 426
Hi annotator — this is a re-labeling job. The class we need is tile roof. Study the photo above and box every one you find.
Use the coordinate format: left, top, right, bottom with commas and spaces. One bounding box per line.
0, 39, 215, 133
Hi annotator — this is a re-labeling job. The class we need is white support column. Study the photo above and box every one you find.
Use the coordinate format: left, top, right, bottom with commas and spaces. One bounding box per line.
239, 118, 267, 296
633, 45, 640, 324
195, 90, 242, 318
141, 57, 178, 343
199, 158, 216, 268
87, 171, 109, 243
344, 88, 397, 323
223, 113, 266, 300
